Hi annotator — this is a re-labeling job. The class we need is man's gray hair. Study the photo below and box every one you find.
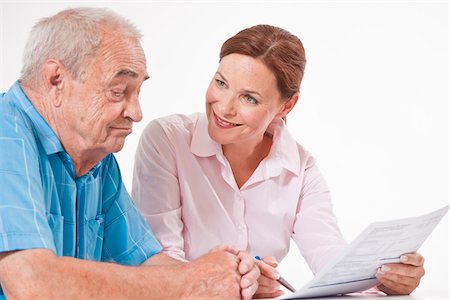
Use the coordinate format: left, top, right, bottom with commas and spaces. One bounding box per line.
20, 7, 142, 87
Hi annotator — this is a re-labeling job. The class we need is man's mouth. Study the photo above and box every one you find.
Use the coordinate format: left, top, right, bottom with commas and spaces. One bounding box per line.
110, 126, 133, 134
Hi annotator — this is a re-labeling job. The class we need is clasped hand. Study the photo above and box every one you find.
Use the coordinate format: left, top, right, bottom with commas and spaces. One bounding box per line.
209, 245, 260, 299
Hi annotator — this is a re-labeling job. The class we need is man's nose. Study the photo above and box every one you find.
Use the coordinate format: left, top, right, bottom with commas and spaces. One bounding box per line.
123, 94, 143, 122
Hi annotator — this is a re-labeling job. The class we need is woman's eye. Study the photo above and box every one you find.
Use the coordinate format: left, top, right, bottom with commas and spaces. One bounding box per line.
215, 79, 226, 87
243, 95, 258, 104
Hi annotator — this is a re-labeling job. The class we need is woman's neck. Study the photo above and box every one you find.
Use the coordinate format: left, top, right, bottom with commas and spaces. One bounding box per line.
222, 133, 273, 188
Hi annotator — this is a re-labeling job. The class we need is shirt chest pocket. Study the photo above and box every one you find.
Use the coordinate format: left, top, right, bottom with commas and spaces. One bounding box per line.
80, 214, 105, 260
47, 213, 64, 256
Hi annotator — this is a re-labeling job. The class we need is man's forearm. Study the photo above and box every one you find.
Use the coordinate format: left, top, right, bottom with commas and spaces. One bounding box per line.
0, 249, 185, 299
143, 252, 185, 266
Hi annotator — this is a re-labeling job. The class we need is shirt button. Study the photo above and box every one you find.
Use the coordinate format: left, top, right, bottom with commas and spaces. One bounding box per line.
238, 224, 246, 231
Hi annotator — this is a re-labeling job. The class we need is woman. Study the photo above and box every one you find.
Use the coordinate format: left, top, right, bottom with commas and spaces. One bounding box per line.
132, 25, 424, 298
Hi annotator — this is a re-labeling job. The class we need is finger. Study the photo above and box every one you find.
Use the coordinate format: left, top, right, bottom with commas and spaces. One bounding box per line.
258, 274, 281, 290
241, 281, 259, 300
400, 253, 425, 267
377, 275, 418, 295
376, 269, 420, 295
256, 259, 280, 280
377, 283, 408, 296
256, 284, 281, 295
378, 263, 425, 278
377, 270, 420, 287
238, 251, 255, 274
253, 290, 285, 299
262, 256, 279, 268
241, 264, 260, 289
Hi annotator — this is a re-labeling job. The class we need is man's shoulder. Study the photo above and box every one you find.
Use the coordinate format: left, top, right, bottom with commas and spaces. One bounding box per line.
1, 90, 20, 120
0, 91, 35, 140
0, 91, 41, 178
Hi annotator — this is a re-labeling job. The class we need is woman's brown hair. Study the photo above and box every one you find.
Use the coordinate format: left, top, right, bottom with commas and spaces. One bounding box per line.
220, 24, 306, 100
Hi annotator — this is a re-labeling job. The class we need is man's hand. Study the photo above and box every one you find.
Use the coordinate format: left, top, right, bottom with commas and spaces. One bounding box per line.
253, 256, 284, 298
0, 247, 252, 299
178, 249, 241, 299
376, 253, 425, 295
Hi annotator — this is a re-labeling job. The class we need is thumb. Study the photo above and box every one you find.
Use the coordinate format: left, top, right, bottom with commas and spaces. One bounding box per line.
263, 256, 279, 268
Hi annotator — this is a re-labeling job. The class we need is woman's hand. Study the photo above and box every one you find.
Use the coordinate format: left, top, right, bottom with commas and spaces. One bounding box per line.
376, 253, 425, 295
253, 256, 284, 298
209, 245, 260, 300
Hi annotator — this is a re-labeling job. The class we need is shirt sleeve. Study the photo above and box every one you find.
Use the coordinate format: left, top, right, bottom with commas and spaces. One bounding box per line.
132, 120, 187, 261
101, 154, 162, 266
0, 113, 56, 253
292, 157, 347, 274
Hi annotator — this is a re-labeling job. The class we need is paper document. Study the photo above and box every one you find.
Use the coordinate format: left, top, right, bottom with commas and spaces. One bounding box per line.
280, 205, 449, 299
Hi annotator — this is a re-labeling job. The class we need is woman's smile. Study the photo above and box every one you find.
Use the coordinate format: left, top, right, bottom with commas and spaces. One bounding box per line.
213, 111, 242, 128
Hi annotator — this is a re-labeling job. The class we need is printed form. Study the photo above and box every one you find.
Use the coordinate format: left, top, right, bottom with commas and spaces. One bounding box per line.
281, 205, 449, 299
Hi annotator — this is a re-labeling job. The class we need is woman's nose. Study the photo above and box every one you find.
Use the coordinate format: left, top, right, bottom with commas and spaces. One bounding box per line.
217, 94, 237, 117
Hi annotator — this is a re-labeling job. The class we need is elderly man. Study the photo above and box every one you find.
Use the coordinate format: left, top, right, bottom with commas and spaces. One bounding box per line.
0, 7, 259, 299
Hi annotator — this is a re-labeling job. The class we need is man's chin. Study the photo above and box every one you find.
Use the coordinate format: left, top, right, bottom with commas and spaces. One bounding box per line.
105, 139, 126, 154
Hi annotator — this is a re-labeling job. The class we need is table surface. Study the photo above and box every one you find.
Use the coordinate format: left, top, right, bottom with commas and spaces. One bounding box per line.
271, 290, 449, 300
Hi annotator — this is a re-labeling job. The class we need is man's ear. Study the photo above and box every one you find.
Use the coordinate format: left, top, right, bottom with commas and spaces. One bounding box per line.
276, 93, 299, 119
42, 59, 65, 107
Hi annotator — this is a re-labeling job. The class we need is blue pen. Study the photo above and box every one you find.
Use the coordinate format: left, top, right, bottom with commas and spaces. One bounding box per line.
255, 256, 296, 293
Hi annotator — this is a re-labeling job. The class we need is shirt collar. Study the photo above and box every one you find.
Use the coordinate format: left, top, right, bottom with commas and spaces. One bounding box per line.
11, 81, 64, 155
190, 113, 300, 176
265, 118, 300, 176
190, 113, 222, 157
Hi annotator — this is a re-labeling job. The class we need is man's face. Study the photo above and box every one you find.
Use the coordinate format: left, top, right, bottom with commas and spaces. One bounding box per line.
58, 30, 148, 156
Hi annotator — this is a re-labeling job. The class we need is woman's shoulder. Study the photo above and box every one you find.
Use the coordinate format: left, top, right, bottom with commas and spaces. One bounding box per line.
142, 112, 203, 141
151, 112, 201, 125
276, 124, 316, 170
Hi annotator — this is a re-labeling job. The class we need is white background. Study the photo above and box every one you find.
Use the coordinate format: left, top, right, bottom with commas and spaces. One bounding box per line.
1, 0, 448, 295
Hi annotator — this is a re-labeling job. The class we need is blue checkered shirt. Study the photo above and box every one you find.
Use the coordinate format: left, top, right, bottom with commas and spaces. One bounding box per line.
0, 82, 162, 298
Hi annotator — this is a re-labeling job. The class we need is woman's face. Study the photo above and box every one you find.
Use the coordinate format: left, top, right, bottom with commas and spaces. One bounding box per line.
205, 53, 288, 147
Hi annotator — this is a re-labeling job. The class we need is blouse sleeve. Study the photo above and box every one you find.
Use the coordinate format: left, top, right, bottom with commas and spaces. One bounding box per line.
292, 158, 347, 274
132, 120, 186, 261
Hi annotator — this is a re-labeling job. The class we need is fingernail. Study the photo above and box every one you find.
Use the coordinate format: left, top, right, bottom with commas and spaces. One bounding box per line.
267, 257, 279, 264
400, 255, 408, 262
273, 270, 280, 279
381, 265, 390, 272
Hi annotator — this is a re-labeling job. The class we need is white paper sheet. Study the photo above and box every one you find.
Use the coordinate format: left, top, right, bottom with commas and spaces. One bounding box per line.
280, 205, 449, 299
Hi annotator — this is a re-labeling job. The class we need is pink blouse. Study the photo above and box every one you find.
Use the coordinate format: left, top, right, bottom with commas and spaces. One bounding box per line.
132, 113, 347, 273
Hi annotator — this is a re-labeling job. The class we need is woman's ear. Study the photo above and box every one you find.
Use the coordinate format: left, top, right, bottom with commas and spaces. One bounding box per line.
276, 93, 299, 119
42, 59, 65, 107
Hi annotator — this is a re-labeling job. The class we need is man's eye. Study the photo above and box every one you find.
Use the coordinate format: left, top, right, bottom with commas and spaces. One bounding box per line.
111, 90, 125, 98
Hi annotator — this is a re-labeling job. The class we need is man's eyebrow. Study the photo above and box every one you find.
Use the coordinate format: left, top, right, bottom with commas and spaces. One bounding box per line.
116, 69, 138, 77
115, 69, 150, 81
